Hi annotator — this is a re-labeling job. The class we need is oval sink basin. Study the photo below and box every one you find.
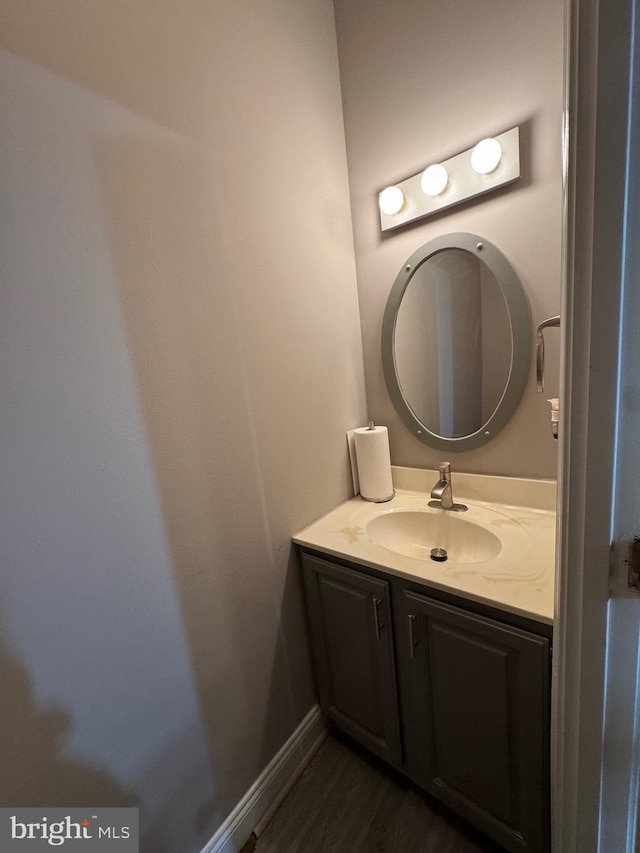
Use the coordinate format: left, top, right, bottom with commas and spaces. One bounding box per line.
366, 509, 502, 564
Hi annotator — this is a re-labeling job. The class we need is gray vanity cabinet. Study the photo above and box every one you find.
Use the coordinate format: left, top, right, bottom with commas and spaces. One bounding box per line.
301, 553, 402, 766
397, 589, 550, 853
300, 548, 551, 853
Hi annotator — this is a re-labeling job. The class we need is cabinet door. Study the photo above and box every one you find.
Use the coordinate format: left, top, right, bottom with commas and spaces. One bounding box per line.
301, 553, 401, 765
399, 590, 550, 853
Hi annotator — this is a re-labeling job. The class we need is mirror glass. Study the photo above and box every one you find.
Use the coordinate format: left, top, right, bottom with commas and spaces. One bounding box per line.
395, 249, 510, 437
382, 233, 531, 451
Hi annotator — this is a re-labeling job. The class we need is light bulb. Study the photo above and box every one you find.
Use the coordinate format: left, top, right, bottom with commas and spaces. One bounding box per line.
420, 164, 449, 197
471, 138, 503, 174
379, 185, 405, 215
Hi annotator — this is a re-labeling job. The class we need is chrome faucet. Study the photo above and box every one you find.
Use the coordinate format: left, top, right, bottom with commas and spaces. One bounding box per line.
428, 462, 467, 512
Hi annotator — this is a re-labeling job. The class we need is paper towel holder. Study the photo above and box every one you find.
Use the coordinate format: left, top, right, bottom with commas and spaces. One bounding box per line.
362, 421, 395, 502
354, 422, 396, 503
362, 491, 396, 503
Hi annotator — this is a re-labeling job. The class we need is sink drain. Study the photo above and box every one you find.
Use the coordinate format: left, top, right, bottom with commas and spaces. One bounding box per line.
430, 547, 448, 562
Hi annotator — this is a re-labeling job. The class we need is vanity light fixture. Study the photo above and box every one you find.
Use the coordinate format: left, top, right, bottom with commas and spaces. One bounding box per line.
378, 126, 520, 232
471, 137, 503, 174
379, 185, 406, 215
420, 164, 449, 197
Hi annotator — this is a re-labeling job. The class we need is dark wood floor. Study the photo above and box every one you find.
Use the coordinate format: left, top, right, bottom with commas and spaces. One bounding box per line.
246, 733, 503, 853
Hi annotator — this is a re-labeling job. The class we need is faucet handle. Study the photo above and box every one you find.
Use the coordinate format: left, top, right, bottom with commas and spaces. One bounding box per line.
436, 461, 451, 476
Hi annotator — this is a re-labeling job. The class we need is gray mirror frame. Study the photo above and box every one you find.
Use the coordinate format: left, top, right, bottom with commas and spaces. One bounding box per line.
382, 233, 532, 452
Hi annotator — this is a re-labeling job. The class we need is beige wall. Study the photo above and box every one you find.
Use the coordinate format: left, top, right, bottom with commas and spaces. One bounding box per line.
335, 0, 564, 479
0, 2, 365, 851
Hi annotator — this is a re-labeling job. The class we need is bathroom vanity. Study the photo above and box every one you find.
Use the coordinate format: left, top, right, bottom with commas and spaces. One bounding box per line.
294, 469, 555, 853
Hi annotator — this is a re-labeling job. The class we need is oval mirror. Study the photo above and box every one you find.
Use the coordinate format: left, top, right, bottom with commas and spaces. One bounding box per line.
382, 233, 531, 451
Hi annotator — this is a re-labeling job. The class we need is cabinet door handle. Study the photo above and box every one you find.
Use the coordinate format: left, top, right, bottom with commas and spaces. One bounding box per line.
372, 596, 382, 639
408, 614, 416, 658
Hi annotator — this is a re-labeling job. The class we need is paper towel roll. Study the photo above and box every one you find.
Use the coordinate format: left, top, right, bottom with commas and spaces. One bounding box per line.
354, 425, 394, 502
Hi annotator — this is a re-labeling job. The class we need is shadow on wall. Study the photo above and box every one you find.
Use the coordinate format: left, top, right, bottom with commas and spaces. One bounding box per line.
1, 2, 322, 849
258, 546, 317, 769
93, 133, 316, 842
0, 630, 181, 853
0, 0, 234, 143
0, 625, 136, 809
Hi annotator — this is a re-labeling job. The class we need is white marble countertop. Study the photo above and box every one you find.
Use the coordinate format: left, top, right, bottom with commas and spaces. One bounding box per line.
293, 470, 557, 625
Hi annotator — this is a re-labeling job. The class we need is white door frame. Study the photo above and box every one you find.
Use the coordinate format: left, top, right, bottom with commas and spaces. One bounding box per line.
554, 0, 637, 849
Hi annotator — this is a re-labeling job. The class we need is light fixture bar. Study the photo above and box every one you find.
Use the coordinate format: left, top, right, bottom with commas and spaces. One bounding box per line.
378, 126, 520, 232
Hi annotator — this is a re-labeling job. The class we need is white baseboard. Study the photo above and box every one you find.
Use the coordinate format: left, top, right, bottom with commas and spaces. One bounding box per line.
199, 705, 327, 853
